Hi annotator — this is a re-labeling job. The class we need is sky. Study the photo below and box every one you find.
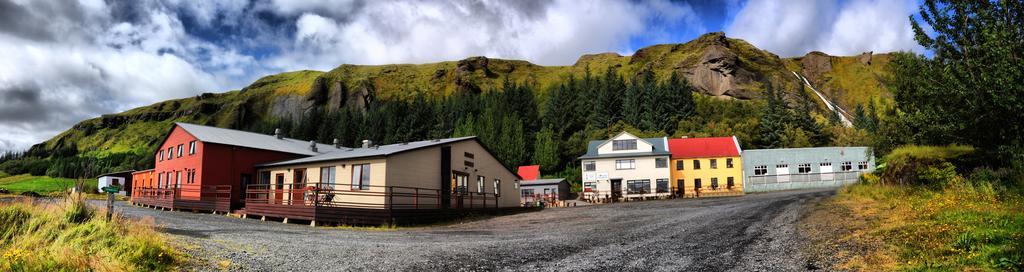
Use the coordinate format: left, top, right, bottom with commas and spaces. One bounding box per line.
0, 0, 926, 152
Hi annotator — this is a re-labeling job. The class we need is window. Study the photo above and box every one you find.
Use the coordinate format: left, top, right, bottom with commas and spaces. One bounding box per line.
583, 182, 596, 192
776, 164, 788, 169
464, 152, 474, 159
858, 161, 869, 170
798, 164, 812, 173
167, 147, 173, 160
351, 164, 371, 190
477, 176, 485, 193
710, 159, 718, 169
754, 165, 767, 175
655, 158, 668, 168
693, 160, 701, 170
626, 180, 650, 194
841, 161, 853, 171
175, 171, 181, 187
320, 167, 336, 188
177, 144, 183, 157
521, 189, 534, 198
726, 158, 734, 168
189, 141, 196, 155
656, 179, 669, 193
615, 159, 635, 170
165, 172, 171, 188
694, 178, 702, 189
711, 178, 719, 189
820, 162, 832, 167
583, 161, 596, 172
464, 161, 474, 167
494, 179, 501, 196
676, 160, 684, 170
612, 139, 637, 150
544, 188, 551, 196
259, 171, 271, 185
158, 150, 164, 161
727, 177, 735, 189
157, 172, 163, 187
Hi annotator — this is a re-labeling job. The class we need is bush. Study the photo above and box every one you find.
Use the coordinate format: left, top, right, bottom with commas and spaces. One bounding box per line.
63, 195, 93, 224
881, 144, 974, 185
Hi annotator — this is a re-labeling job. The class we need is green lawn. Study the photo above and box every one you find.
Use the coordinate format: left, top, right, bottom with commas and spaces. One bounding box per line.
0, 175, 80, 194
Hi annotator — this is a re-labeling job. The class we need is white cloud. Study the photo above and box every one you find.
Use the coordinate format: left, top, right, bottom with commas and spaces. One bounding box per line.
0, 0, 704, 152
726, 0, 923, 57
268, 0, 702, 69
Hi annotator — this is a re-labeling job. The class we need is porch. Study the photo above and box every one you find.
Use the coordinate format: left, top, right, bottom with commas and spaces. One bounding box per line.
242, 183, 502, 226
130, 185, 233, 213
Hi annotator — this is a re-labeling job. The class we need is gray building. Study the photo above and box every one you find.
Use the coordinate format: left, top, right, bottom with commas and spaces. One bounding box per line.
519, 178, 569, 205
741, 147, 874, 192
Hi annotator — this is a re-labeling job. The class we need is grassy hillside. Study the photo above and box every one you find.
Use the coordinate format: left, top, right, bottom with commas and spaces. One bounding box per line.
10, 32, 891, 178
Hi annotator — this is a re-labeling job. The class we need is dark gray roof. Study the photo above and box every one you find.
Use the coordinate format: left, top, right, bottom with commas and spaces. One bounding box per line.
257, 136, 477, 167
176, 122, 334, 156
578, 137, 670, 159
520, 178, 566, 186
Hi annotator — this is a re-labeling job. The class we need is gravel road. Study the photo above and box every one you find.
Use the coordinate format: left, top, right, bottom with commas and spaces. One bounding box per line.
112, 189, 835, 271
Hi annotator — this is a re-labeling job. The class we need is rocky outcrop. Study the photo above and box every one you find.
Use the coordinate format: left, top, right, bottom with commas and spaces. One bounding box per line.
857, 51, 873, 65
800, 51, 833, 84
679, 34, 759, 99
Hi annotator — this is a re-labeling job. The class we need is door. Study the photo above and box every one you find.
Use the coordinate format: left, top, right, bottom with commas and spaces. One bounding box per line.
274, 174, 284, 204
610, 179, 622, 201
776, 166, 790, 183
239, 174, 251, 201
292, 168, 306, 205
676, 179, 684, 196
452, 171, 469, 208
820, 163, 834, 181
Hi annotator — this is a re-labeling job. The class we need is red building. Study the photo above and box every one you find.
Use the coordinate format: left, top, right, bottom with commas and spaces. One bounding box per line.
131, 123, 331, 212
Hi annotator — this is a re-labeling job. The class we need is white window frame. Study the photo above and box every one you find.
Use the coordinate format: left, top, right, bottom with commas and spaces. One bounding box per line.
612, 139, 637, 151
615, 159, 636, 170
754, 165, 767, 176
583, 161, 596, 172
655, 158, 668, 168
189, 141, 196, 155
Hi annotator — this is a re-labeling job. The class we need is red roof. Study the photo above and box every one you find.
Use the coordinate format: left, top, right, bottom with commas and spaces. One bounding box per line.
517, 165, 540, 180
668, 137, 741, 159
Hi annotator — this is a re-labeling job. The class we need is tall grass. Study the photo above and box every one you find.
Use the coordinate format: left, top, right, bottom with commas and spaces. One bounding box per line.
835, 179, 1023, 271
0, 193, 179, 271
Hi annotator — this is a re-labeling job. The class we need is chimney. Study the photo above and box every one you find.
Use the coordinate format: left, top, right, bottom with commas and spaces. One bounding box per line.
274, 128, 283, 140
361, 140, 372, 148
333, 138, 341, 148
309, 140, 318, 152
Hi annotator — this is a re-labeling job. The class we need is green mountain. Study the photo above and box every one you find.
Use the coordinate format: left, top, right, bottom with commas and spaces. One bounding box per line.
23, 32, 891, 173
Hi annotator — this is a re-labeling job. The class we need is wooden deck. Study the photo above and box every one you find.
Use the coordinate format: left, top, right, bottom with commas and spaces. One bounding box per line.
131, 185, 232, 213
243, 183, 509, 225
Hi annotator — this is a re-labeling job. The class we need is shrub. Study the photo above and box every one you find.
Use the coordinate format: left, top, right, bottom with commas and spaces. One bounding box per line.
881, 144, 974, 185
63, 194, 93, 224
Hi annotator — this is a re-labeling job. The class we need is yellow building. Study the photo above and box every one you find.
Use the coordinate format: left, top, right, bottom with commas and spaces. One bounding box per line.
668, 136, 744, 197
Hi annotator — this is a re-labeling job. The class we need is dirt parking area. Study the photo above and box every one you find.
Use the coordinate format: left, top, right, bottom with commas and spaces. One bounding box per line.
111, 189, 836, 271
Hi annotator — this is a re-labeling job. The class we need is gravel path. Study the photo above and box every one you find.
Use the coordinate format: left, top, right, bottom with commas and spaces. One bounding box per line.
111, 189, 835, 271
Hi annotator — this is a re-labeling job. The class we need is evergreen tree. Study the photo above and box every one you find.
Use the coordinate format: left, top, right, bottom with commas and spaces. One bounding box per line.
666, 71, 696, 121
532, 126, 560, 172
590, 66, 624, 128
757, 84, 787, 148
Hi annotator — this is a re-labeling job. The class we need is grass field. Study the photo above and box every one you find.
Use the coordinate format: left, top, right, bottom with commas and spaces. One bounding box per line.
0, 175, 81, 194
811, 182, 1024, 271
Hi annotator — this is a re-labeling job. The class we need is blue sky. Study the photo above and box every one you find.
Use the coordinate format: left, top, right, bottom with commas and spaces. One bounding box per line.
0, 0, 926, 152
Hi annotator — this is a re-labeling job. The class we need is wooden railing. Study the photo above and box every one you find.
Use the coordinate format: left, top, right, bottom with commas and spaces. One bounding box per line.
132, 185, 232, 201
245, 183, 499, 210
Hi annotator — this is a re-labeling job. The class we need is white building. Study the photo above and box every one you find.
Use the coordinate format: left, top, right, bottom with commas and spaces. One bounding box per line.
579, 132, 672, 202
